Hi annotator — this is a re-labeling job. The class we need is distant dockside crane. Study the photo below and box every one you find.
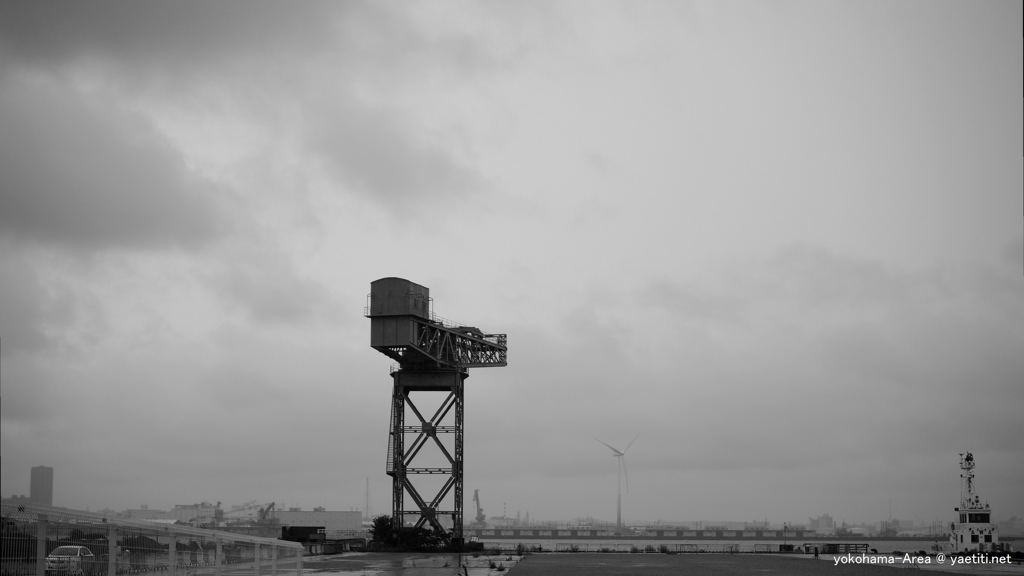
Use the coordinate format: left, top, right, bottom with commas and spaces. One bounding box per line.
257, 502, 275, 524
366, 278, 507, 548
472, 489, 486, 527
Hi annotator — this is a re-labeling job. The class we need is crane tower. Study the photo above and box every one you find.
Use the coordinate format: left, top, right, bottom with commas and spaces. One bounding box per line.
366, 278, 507, 548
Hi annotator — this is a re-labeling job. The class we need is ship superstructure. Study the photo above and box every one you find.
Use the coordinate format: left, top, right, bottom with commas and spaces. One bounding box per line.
949, 452, 999, 553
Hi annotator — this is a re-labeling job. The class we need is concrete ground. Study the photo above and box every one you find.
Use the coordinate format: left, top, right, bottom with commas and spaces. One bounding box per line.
302, 551, 523, 575
505, 553, 1024, 576
301, 552, 1024, 576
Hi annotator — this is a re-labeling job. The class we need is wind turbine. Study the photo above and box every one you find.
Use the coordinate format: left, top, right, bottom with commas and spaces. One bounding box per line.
594, 433, 639, 534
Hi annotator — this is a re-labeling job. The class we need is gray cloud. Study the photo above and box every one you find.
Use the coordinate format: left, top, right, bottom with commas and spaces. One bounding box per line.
641, 278, 744, 323
1000, 235, 1023, 269
0, 1, 496, 216
1, 2, 1019, 524
0, 2, 341, 83
0, 249, 98, 359
307, 98, 481, 210
211, 247, 335, 325
0, 1, 515, 83
0, 78, 223, 250
581, 245, 1024, 478
0, 254, 51, 355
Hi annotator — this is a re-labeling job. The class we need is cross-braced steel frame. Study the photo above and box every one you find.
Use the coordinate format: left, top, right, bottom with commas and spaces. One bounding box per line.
387, 368, 466, 544
367, 278, 505, 550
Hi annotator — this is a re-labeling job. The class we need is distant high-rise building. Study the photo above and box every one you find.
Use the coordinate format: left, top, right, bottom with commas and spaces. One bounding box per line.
30, 466, 53, 506
808, 513, 835, 535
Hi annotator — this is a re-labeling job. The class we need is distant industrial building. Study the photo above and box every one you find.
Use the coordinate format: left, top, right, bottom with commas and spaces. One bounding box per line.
123, 505, 168, 521
168, 502, 222, 524
275, 510, 361, 536
30, 466, 53, 506
808, 513, 835, 535
119, 502, 222, 524
118, 501, 362, 542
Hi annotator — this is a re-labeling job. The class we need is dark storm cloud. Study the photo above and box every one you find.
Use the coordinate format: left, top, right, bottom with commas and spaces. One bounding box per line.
0, 1, 493, 213
0, 1, 502, 83
0, 79, 222, 250
0, 1, 340, 81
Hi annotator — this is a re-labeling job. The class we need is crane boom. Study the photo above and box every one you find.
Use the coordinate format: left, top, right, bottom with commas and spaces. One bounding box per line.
473, 489, 486, 526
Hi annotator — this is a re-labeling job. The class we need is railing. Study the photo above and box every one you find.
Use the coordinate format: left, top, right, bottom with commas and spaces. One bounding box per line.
364, 293, 495, 338
1, 499, 303, 576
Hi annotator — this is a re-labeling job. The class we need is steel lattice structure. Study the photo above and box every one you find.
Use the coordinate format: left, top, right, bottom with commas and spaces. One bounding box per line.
366, 278, 506, 549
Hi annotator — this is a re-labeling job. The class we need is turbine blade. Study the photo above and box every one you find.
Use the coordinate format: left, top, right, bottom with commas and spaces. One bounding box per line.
593, 437, 623, 456
623, 433, 641, 454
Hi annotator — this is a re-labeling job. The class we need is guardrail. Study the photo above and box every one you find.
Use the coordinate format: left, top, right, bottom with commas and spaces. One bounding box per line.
1, 499, 303, 576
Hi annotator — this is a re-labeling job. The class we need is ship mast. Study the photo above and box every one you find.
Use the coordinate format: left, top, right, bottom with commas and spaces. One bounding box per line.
959, 452, 982, 509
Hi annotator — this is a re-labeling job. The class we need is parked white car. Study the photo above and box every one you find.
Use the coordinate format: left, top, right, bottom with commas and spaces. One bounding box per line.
45, 545, 96, 576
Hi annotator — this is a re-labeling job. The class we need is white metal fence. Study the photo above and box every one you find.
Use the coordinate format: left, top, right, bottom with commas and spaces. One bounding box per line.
1, 499, 303, 576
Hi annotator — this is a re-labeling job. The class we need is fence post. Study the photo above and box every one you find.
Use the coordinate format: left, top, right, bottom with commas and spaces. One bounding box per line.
215, 539, 222, 576
168, 534, 176, 576
254, 542, 260, 576
107, 525, 116, 576
35, 514, 47, 576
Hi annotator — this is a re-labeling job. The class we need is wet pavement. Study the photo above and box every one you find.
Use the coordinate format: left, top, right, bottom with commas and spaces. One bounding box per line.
302, 551, 1024, 576
302, 552, 522, 575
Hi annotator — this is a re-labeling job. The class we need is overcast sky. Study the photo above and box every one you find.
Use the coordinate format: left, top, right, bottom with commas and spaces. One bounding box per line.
1, 1, 1021, 528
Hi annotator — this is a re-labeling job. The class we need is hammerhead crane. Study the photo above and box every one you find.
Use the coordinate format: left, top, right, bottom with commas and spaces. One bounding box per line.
367, 278, 506, 548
